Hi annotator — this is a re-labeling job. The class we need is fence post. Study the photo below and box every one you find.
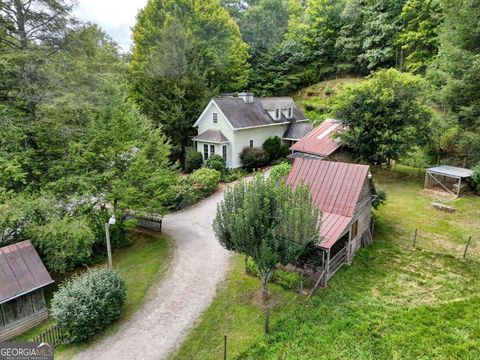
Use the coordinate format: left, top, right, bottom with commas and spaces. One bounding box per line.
413, 229, 418, 248
463, 236, 472, 259
224, 335, 227, 360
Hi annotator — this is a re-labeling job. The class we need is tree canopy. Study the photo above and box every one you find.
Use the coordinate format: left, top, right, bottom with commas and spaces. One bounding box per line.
334, 69, 432, 164
213, 174, 320, 331
129, 0, 250, 159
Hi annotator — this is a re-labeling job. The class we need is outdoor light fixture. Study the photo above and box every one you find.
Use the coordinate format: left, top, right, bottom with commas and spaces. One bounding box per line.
105, 214, 116, 269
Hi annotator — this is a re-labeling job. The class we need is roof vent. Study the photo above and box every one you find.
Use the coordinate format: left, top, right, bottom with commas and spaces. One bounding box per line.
238, 91, 254, 103
219, 93, 234, 98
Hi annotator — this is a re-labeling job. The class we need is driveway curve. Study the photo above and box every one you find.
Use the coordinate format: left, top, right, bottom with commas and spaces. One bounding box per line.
74, 186, 231, 360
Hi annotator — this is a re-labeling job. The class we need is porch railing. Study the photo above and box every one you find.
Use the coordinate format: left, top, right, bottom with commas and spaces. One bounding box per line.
328, 247, 347, 279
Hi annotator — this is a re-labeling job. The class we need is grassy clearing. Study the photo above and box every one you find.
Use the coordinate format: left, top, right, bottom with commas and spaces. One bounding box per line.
292, 77, 363, 123
17, 230, 173, 360
171, 165, 480, 360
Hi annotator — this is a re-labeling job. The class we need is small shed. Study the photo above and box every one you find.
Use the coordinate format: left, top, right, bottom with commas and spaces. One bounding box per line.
0, 240, 54, 341
424, 165, 474, 197
286, 158, 374, 287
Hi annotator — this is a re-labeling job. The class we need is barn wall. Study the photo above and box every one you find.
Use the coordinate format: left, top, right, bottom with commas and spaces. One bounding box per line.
349, 177, 373, 257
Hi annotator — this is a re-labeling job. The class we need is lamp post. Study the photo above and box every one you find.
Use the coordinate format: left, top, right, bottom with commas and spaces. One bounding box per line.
105, 215, 116, 269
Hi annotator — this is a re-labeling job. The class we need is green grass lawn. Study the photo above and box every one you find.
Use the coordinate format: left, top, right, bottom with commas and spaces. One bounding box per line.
17, 229, 173, 360
171, 166, 480, 360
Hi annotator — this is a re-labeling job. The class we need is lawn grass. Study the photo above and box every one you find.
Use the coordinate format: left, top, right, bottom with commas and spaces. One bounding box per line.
171, 165, 480, 360
17, 229, 173, 360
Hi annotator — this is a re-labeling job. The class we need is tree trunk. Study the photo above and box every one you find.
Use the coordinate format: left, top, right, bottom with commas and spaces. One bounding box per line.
259, 272, 270, 334
14, 0, 29, 50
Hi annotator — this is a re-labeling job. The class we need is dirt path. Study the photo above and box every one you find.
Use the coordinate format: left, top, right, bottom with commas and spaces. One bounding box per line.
73, 187, 231, 360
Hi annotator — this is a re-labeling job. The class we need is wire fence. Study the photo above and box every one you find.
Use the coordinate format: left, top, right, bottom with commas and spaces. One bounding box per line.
374, 219, 477, 260
204, 219, 478, 359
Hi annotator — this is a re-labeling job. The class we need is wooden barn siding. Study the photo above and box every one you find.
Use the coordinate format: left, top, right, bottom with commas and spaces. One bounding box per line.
348, 177, 372, 259
0, 308, 48, 341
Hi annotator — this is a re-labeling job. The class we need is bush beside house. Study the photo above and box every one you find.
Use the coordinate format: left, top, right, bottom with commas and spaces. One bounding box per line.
240, 147, 266, 171
185, 150, 203, 173
51, 268, 126, 343
262, 136, 290, 164
205, 155, 227, 175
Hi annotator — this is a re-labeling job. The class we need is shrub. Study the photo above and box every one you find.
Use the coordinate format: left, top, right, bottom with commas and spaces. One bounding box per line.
166, 176, 202, 210
224, 168, 249, 183
262, 136, 290, 164
29, 217, 95, 273
206, 154, 227, 174
190, 168, 221, 195
240, 147, 265, 170
184, 150, 203, 173
472, 163, 480, 194
270, 162, 292, 182
373, 189, 387, 209
245, 257, 309, 291
51, 268, 126, 343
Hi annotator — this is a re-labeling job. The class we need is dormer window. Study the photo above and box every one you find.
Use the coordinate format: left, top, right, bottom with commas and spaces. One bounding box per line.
288, 107, 292, 119
213, 112, 218, 124
275, 108, 280, 120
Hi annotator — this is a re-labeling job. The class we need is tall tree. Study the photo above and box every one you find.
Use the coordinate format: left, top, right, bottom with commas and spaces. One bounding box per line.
396, 0, 442, 73
428, 0, 480, 132
214, 175, 320, 333
334, 68, 432, 164
129, 0, 250, 160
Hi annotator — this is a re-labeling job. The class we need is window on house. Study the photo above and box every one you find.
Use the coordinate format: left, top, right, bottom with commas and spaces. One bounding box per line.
351, 220, 358, 239
203, 144, 209, 160
249, 139, 254, 148
275, 108, 280, 119
213, 112, 218, 124
288, 107, 292, 118
210, 144, 215, 155
222, 145, 227, 162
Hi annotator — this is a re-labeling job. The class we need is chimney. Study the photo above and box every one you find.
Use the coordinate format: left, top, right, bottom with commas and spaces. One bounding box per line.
238, 91, 254, 103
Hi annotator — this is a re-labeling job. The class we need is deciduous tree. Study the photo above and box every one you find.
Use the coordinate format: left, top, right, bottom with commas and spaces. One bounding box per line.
213, 175, 320, 333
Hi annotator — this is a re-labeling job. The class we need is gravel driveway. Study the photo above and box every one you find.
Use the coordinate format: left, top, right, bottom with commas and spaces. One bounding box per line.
73, 186, 231, 360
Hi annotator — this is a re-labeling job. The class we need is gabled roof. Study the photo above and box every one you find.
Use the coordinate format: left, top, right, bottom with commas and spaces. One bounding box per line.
192, 129, 229, 144
287, 158, 370, 249
195, 96, 307, 130
290, 119, 343, 157
0, 240, 54, 304
283, 121, 313, 140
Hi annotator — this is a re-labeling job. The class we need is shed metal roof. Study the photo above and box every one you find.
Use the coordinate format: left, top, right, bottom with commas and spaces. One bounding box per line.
287, 158, 370, 249
426, 165, 473, 178
0, 240, 54, 304
290, 119, 343, 156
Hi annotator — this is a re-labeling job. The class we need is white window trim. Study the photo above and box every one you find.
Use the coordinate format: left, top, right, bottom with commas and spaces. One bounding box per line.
249, 139, 254, 148
213, 112, 218, 124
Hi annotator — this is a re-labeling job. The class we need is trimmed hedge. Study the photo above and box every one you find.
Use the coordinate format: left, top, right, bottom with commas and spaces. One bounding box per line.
51, 268, 126, 343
